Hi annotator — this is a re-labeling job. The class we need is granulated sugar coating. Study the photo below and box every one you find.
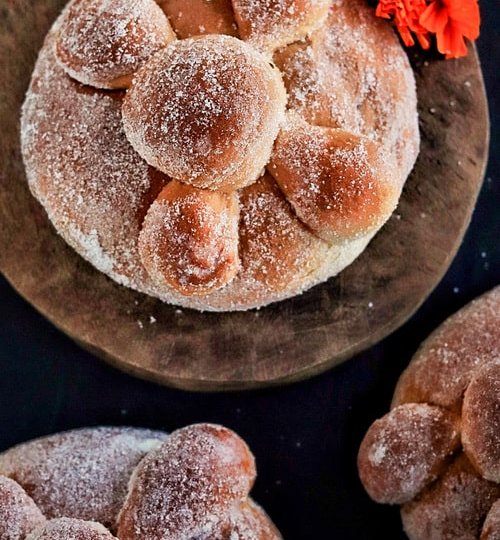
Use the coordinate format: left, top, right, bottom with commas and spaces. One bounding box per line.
21, 0, 419, 311
117, 424, 258, 540
0, 427, 167, 530
393, 287, 500, 410
55, 0, 175, 88
481, 500, 500, 540
269, 119, 399, 243
0, 475, 46, 540
122, 35, 286, 190
462, 359, 500, 483
401, 454, 500, 540
0, 424, 281, 539
232, 0, 331, 50
274, 0, 419, 179
26, 518, 118, 540
357, 404, 460, 505
359, 288, 500, 540
139, 181, 240, 295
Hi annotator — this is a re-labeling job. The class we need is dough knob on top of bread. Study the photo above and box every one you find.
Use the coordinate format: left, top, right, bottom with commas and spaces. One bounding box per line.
268, 119, 400, 244
232, 0, 332, 52
138, 180, 240, 297
27, 518, 118, 540
117, 424, 256, 540
357, 404, 460, 505
55, 0, 176, 89
122, 35, 287, 191
158, 0, 239, 38
462, 359, 500, 484
0, 475, 46, 539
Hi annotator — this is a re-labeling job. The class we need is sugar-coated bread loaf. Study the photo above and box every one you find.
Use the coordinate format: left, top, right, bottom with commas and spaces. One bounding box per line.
359, 287, 500, 540
22, 0, 419, 311
0, 425, 281, 539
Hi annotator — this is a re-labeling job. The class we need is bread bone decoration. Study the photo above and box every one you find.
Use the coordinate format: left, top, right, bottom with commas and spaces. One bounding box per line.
21, 0, 419, 310
0, 424, 282, 539
358, 286, 500, 540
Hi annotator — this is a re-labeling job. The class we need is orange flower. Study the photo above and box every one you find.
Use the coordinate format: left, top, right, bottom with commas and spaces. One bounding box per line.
376, 0, 431, 49
420, 0, 480, 58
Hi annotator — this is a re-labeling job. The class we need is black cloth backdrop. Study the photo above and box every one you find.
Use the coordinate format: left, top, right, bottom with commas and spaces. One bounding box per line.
0, 3, 498, 539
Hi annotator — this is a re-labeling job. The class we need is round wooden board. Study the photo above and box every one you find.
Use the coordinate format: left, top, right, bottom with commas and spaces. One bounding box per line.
0, 1, 489, 391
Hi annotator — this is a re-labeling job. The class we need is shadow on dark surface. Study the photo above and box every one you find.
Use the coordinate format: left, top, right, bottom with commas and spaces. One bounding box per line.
0, 2, 498, 539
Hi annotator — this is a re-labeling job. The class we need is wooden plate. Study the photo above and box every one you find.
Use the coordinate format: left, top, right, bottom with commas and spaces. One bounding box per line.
0, 1, 489, 391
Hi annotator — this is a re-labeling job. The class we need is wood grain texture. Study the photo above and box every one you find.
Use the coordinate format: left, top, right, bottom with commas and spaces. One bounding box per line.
0, 1, 489, 391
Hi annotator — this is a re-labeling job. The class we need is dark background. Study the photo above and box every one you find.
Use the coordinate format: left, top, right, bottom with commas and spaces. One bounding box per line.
0, 4, 498, 539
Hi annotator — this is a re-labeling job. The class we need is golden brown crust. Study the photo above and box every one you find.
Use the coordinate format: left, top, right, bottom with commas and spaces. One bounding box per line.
0, 476, 46, 539
22, 0, 419, 311
237, 174, 328, 293
138, 181, 240, 296
55, 0, 176, 89
462, 359, 500, 483
122, 35, 286, 191
232, 0, 331, 51
159, 0, 239, 38
27, 518, 118, 540
117, 424, 257, 540
481, 500, 500, 540
357, 404, 460, 505
274, 0, 419, 178
392, 287, 500, 411
401, 454, 500, 540
269, 119, 400, 244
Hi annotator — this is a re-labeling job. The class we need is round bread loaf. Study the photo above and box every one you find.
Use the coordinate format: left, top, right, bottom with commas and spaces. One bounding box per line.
22, 0, 419, 311
0, 425, 281, 539
358, 287, 500, 540
0, 475, 46, 540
